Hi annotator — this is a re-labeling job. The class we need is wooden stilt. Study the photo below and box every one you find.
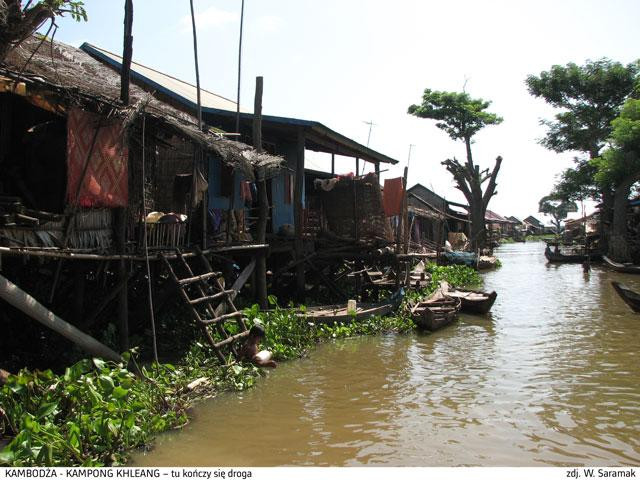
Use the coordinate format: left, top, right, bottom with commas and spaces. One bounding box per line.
294, 129, 305, 296
114, 207, 129, 352
253, 76, 268, 309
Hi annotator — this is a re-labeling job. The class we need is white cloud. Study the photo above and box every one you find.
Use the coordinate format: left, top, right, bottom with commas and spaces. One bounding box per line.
179, 5, 238, 33
252, 15, 284, 34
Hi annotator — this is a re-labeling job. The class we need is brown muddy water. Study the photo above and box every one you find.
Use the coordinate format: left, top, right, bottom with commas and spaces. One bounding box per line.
133, 242, 640, 467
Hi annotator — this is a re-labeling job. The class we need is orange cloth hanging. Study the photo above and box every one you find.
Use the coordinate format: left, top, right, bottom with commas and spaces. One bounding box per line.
383, 177, 404, 217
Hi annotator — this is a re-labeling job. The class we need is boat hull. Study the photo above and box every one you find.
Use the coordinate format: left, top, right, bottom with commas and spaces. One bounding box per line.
410, 294, 461, 331
545, 246, 601, 263
603, 256, 640, 274
611, 281, 640, 313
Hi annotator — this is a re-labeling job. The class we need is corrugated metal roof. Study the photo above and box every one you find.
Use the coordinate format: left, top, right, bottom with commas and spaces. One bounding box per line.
82, 43, 248, 113
81, 43, 399, 166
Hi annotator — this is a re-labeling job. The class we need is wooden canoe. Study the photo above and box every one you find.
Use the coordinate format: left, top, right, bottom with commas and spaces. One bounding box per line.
603, 255, 640, 274
303, 289, 404, 324
441, 282, 497, 314
611, 281, 640, 313
545, 246, 601, 263
410, 288, 461, 331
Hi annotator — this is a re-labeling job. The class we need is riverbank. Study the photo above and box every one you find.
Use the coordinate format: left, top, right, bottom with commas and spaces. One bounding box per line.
0, 263, 481, 466
133, 242, 640, 467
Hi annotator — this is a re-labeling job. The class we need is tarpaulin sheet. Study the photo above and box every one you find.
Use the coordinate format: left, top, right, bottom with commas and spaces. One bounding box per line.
383, 177, 404, 217
66, 108, 128, 207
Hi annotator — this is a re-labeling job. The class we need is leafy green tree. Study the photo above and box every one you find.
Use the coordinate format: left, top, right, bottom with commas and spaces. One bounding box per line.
538, 195, 577, 234
0, 0, 87, 61
591, 99, 640, 260
526, 59, 640, 249
408, 89, 503, 249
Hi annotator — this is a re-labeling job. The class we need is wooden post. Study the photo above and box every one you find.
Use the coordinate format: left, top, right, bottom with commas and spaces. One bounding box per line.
374, 162, 380, 180
294, 129, 305, 296
120, 0, 133, 106
352, 177, 359, 242
72, 264, 86, 325
253, 76, 268, 309
402, 166, 410, 285
114, 207, 129, 352
355, 157, 360, 176
0, 274, 122, 362
331, 153, 335, 175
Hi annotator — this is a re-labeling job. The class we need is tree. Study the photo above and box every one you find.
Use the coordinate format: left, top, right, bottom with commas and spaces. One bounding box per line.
526, 58, 640, 249
0, 0, 87, 61
408, 89, 503, 250
538, 195, 577, 234
591, 99, 640, 260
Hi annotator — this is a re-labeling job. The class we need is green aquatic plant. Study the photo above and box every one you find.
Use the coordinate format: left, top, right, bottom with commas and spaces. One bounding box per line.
0, 264, 481, 467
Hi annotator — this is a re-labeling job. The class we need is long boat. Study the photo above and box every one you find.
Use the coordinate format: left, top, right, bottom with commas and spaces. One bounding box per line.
544, 245, 601, 263
441, 282, 497, 314
603, 255, 640, 274
303, 289, 404, 324
410, 288, 461, 331
611, 281, 640, 313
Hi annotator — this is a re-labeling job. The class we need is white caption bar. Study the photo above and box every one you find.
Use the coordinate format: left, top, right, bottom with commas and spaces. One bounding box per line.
0, 467, 638, 480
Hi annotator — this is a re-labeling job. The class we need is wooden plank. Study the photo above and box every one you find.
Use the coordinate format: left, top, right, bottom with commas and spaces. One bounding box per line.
201, 310, 244, 325
178, 271, 222, 286
189, 289, 236, 305
214, 330, 249, 348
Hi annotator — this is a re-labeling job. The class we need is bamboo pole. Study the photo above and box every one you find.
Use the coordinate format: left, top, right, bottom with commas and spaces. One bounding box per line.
0, 274, 122, 362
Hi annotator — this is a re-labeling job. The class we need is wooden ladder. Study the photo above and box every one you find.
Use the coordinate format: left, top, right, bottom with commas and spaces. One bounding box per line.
160, 248, 249, 364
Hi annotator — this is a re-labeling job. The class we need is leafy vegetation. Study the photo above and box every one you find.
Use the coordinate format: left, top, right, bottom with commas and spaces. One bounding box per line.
527, 58, 640, 257
0, 263, 482, 467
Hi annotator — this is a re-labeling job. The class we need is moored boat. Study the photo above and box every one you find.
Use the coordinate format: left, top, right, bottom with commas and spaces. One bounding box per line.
611, 281, 640, 313
441, 281, 497, 314
410, 287, 461, 331
303, 289, 404, 324
603, 255, 640, 274
544, 245, 601, 263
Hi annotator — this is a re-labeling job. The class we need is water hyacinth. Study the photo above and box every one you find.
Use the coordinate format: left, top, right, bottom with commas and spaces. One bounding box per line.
0, 263, 481, 466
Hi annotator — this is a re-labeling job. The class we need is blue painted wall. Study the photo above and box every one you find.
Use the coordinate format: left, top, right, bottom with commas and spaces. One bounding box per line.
208, 155, 244, 210
270, 141, 305, 233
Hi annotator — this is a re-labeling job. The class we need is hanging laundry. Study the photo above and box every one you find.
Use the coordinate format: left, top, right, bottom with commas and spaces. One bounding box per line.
241, 181, 253, 203
383, 177, 404, 217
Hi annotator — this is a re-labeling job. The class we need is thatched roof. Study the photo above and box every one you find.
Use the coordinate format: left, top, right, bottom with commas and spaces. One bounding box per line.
0, 36, 283, 180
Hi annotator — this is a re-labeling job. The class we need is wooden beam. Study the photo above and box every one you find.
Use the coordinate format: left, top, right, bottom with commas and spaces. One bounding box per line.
294, 128, 305, 295
0, 274, 122, 362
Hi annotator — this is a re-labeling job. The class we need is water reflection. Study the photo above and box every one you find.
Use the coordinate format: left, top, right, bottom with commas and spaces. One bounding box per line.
133, 242, 640, 466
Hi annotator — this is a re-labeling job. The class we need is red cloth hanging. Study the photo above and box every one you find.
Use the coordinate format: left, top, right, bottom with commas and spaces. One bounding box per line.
66, 108, 128, 207
383, 177, 404, 216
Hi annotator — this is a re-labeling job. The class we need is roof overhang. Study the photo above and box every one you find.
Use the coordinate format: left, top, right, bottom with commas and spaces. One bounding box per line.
81, 42, 398, 166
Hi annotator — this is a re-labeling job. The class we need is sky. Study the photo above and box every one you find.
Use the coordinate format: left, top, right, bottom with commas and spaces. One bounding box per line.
47, 0, 640, 223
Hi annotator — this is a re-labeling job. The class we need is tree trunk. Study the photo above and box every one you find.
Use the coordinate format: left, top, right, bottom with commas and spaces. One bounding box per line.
600, 187, 613, 254
469, 204, 486, 251
609, 176, 639, 261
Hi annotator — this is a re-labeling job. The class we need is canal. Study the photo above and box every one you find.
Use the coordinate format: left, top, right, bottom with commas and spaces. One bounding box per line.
133, 242, 640, 466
